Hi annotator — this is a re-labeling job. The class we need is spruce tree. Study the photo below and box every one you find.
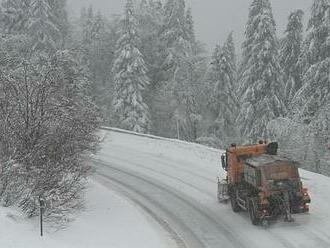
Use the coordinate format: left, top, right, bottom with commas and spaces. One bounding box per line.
49, 0, 69, 47
279, 10, 304, 105
185, 8, 195, 45
237, 0, 285, 142
29, 0, 63, 55
161, 0, 191, 71
1, 0, 67, 56
136, 0, 164, 82
82, 5, 94, 44
225, 32, 237, 72
150, 0, 189, 138
290, 0, 330, 173
1, 0, 32, 34
77, 6, 117, 124
136, 0, 166, 133
207, 33, 239, 145
166, 4, 204, 141
93, 11, 105, 38
292, 0, 330, 122
152, 0, 205, 141
112, 0, 151, 133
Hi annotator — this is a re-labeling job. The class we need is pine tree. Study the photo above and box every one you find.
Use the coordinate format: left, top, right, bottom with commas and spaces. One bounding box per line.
207, 33, 239, 145
28, 0, 62, 55
76, 6, 118, 124
139, 0, 148, 16
90, 12, 113, 107
150, 0, 189, 138
136, 0, 166, 132
289, 0, 330, 174
92, 11, 105, 40
152, 0, 205, 140
207, 44, 222, 100
279, 10, 304, 105
164, 3, 204, 141
225, 32, 237, 72
1, 0, 32, 34
161, 0, 191, 71
185, 8, 195, 45
136, 0, 164, 80
80, 10, 106, 81
173, 50, 203, 141
292, 0, 330, 123
48, 0, 69, 47
237, 0, 286, 142
82, 5, 94, 44
307, 102, 330, 173
112, 0, 151, 133
1, 0, 67, 56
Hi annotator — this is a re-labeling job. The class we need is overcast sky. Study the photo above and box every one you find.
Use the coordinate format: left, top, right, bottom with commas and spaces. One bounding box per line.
67, 0, 313, 53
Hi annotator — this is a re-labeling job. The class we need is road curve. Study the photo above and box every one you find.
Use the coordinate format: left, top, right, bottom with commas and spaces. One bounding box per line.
93, 129, 330, 248
94, 160, 248, 248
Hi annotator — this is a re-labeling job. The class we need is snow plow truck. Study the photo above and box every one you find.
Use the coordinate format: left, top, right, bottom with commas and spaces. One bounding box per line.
217, 141, 311, 225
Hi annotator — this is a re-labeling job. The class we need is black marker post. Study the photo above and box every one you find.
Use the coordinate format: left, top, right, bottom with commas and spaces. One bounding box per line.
39, 197, 46, 237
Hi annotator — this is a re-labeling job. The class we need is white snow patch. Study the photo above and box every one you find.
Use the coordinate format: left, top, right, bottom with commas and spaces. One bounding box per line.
0, 181, 169, 248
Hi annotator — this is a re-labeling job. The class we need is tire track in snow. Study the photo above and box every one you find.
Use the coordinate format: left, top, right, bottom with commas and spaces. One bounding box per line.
94, 161, 250, 248
99, 146, 217, 184
94, 158, 215, 198
95, 174, 190, 248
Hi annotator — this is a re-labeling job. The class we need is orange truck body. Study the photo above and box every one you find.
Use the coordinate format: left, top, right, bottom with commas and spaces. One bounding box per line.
227, 143, 268, 185
219, 142, 311, 225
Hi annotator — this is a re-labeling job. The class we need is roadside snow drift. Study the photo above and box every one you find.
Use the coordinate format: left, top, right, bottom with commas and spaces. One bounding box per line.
0, 181, 169, 248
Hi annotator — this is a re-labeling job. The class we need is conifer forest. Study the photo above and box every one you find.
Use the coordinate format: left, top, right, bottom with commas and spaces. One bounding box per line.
0, 0, 329, 219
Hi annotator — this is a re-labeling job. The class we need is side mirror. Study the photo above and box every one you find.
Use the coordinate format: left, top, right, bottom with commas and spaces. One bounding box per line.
221, 154, 228, 171
267, 142, 278, 155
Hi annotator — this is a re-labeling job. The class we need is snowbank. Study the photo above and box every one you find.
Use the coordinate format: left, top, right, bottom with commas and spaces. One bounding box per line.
0, 181, 168, 248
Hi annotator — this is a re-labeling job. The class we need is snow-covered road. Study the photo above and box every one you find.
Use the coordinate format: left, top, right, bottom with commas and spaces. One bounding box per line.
94, 129, 330, 248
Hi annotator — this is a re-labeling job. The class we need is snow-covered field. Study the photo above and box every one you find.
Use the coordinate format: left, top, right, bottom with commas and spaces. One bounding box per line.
2, 128, 330, 248
0, 180, 169, 248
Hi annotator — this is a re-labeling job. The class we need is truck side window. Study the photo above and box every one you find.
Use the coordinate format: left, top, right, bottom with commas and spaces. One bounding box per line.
221, 154, 228, 171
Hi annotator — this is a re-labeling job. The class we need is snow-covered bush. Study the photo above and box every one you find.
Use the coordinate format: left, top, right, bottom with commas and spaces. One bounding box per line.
0, 35, 101, 219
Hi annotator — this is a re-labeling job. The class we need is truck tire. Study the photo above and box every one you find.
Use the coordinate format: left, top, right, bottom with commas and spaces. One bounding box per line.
248, 199, 259, 225
230, 193, 241, 212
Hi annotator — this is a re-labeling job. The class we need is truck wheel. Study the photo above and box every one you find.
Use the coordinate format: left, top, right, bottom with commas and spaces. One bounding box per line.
248, 199, 259, 225
230, 194, 241, 212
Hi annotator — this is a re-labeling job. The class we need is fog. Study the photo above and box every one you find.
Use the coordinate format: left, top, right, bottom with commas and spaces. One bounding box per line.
68, 0, 313, 52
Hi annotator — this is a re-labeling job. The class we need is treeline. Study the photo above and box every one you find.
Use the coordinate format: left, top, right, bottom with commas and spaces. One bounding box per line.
0, 0, 329, 219
79, 0, 329, 174
76, 0, 207, 141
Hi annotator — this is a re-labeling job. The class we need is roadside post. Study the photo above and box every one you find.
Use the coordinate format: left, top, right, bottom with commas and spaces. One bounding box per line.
39, 196, 46, 237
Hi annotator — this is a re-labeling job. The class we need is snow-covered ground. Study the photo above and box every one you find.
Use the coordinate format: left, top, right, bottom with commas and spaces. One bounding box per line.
0, 181, 169, 248
94, 128, 330, 248
2, 128, 330, 248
